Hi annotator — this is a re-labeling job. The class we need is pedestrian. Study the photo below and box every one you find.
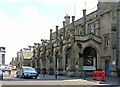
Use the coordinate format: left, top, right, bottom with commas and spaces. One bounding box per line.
8, 68, 11, 76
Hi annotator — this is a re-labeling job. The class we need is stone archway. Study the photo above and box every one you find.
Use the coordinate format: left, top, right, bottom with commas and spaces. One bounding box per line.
65, 46, 72, 71
55, 49, 63, 75
83, 47, 97, 70
55, 50, 59, 71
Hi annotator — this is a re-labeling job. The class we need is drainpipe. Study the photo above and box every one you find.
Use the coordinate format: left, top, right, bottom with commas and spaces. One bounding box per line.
116, 2, 120, 77
50, 29, 52, 41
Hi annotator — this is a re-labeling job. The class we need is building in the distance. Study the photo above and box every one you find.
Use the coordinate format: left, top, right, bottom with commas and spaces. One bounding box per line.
0, 47, 6, 65
10, 48, 33, 68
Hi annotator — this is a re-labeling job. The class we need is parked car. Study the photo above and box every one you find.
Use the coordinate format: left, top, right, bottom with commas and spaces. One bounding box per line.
0, 65, 5, 72
16, 66, 38, 79
0, 69, 3, 80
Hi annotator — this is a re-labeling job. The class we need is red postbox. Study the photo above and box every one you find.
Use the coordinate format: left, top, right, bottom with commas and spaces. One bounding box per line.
92, 69, 105, 81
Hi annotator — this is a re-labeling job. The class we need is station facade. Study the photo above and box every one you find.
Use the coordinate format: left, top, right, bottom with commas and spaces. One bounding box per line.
31, 2, 120, 77
13, 2, 120, 77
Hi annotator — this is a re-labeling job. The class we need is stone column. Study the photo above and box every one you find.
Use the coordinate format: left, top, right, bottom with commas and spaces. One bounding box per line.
55, 26, 59, 73
40, 58, 42, 74
58, 34, 63, 75
69, 16, 75, 76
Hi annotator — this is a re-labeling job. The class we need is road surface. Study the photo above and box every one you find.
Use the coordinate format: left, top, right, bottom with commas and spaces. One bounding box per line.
0, 71, 118, 87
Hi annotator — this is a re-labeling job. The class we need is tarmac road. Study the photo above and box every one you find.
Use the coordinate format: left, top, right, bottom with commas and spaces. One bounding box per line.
0, 70, 119, 87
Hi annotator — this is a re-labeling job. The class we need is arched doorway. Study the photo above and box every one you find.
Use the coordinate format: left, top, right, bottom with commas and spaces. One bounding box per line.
65, 47, 71, 71
105, 60, 110, 77
83, 47, 97, 70
55, 50, 59, 71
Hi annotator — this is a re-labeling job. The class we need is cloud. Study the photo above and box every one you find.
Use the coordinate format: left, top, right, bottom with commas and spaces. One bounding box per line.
0, 13, 22, 42
0, 0, 98, 64
5, 0, 79, 5
38, 0, 75, 5
0, 12, 26, 64
4, 0, 34, 3
21, 5, 54, 39
0, 4, 59, 64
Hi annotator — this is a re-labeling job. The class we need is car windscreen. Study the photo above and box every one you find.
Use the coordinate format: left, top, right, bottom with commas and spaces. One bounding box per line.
23, 68, 35, 72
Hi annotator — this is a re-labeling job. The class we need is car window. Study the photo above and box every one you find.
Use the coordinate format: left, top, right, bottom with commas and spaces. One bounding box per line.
23, 68, 35, 71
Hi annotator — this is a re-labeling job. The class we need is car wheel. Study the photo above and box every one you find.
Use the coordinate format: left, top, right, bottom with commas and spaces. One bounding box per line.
35, 76, 37, 79
16, 75, 19, 78
22, 73, 25, 78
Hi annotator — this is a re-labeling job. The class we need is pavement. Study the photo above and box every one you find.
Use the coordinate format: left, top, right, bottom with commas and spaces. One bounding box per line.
36, 74, 119, 85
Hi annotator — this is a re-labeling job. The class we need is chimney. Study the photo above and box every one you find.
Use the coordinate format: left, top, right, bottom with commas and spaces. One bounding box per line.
82, 9, 86, 35
63, 21, 65, 38
56, 26, 59, 39
50, 29, 52, 40
72, 16, 75, 31
64, 14, 70, 25
28, 46, 31, 51
72, 16, 75, 24
83, 9, 86, 18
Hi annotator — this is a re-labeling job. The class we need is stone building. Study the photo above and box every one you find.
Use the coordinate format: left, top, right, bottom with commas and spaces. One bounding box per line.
12, 48, 33, 68
10, 57, 16, 67
0, 47, 5, 65
30, 1, 120, 77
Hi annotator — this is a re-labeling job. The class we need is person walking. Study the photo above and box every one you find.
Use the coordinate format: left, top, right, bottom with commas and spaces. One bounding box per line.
8, 68, 11, 76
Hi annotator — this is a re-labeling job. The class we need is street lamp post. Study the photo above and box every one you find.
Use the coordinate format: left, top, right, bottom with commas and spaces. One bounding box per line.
55, 25, 59, 79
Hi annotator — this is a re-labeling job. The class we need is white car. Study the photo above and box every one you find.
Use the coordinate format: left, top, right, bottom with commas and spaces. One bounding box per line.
16, 66, 38, 79
0, 69, 3, 80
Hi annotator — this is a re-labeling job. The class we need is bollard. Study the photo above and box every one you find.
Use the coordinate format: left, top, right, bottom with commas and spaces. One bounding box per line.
83, 70, 86, 80
55, 71, 57, 79
42, 69, 46, 77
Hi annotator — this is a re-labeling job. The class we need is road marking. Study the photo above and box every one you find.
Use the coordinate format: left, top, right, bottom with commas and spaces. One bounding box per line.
63, 79, 81, 81
63, 79, 92, 82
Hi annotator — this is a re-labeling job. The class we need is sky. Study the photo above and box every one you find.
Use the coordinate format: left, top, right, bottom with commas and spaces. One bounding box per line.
0, 0, 98, 64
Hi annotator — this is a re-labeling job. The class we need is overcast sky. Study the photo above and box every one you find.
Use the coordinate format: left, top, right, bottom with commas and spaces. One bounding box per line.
0, 0, 98, 64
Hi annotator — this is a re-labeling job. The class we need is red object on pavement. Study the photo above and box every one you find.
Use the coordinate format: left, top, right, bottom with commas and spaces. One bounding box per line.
92, 69, 105, 81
